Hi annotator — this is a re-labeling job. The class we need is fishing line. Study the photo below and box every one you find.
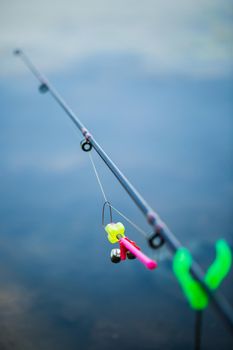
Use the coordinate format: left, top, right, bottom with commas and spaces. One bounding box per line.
88, 152, 149, 238
110, 205, 149, 238
89, 152, 108, 203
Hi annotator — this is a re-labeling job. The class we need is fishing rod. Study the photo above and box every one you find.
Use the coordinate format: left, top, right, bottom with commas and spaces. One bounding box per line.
14, 49, 233, 334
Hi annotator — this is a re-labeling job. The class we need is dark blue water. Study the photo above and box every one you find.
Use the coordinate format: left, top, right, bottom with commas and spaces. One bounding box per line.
0, 55, 232, 349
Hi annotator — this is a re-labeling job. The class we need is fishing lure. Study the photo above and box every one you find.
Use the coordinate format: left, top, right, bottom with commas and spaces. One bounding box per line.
105, 222, 158, 270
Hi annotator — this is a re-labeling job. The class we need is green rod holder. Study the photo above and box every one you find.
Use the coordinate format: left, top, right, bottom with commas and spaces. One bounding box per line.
173, 239, 232, 310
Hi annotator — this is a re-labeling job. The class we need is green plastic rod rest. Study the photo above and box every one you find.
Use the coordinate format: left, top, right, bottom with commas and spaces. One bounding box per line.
205, 240, 232, 289
173, 239, 232, 310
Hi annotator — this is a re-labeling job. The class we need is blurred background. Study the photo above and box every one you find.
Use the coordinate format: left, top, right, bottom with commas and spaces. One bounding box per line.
0, 0, 233, 349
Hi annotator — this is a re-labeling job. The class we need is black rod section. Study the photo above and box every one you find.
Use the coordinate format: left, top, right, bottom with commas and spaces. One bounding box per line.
194, 311, 203, 350
14, 49, 233, 333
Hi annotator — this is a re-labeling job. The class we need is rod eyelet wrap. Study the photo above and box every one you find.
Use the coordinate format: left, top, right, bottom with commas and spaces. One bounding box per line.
80, 139, 92, 152
147, 211, 156, 225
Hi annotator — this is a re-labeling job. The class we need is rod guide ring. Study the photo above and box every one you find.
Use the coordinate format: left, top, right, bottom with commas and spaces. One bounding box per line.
39, 83, 49, 93
148, 229, 165, 249
80, 139, 92, 152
